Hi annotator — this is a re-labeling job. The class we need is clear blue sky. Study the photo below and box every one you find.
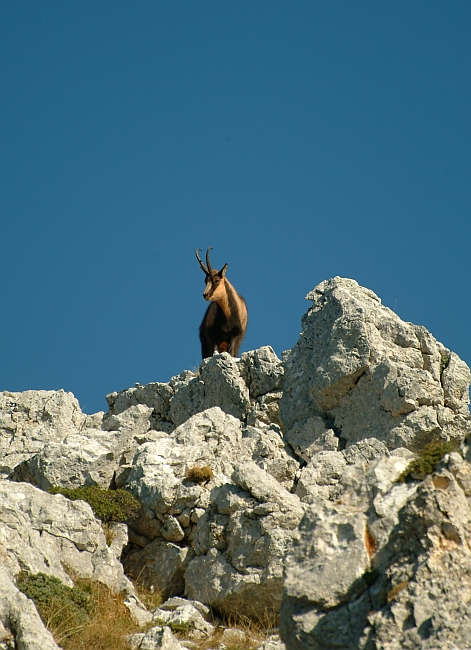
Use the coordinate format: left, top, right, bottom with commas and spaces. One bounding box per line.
1, 1, 470, 414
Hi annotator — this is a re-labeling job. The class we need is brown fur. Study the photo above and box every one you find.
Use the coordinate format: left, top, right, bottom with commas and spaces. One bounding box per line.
196, 248, 248, 359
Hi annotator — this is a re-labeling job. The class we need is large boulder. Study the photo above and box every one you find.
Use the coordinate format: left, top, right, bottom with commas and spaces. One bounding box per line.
12, 404, 156, 490
0, 390, 92, 478
0, 479, 134, 595
281, 277, 471, 451
108, 348, 284, 434
184, 462, 304, 620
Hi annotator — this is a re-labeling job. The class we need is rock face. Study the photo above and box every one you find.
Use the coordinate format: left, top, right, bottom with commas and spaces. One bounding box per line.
279, 277, 471, 650
123, 408, 300, 617
1, 278, 470, 650
281, 277, 471, 451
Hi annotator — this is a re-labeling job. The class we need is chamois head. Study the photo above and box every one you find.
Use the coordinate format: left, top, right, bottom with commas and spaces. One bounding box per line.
195, 247, 228, 302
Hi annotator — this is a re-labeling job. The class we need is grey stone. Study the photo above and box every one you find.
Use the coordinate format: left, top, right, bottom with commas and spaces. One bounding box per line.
295, 451, 347, 502
239, 346, 284, 399
0, 479, 134, 595
285, 416, 339, 461
0, 389, 87, 477
106, 381, 174, 433
280, 467, 471, 650
184, 463, 304, 619
280, 277, 471, 451
123, 539, 194, 599
152, 604, 214, 638
169, 354, 250, 427
129, 625, 184, 650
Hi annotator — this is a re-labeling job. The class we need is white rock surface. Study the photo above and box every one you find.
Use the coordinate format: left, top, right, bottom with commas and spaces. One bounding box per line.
0, 389, 90, 477
129, 625, 184, 650
0, 479, 133, 594
281, 277, 471, 450
152, 603, 214, 638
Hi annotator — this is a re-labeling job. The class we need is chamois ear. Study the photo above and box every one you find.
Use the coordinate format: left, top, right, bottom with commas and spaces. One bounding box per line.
219, 264, 228, 278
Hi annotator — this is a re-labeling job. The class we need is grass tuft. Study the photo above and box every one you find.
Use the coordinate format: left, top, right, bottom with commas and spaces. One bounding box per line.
397, 440, 460, 482
185, 465, 214, 485
440, 353, 450, 375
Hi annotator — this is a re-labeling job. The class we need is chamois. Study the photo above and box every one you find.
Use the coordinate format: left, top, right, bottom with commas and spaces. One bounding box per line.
196, 247, 248, 359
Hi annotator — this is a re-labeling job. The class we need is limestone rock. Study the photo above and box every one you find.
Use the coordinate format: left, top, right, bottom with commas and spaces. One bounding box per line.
11, 403, 155, 491
129, 625, 184, 650
0, 389, 88, 477
123, 539, 194, 599
106, 381, 174, 433
281, 277, 471, 451
240, 346, 284, 399
152, 603, 214, 638
246, 391, 283, 429
283, 502, 370, 610
184, 462, 304, 619
280, 468, 471, 649
169, 354, 250, 427
256, 637, 286, 650
285, 417, 339, 462
125, 408, 298, 548
0, 479, 134, 595
295, 451, 346, 502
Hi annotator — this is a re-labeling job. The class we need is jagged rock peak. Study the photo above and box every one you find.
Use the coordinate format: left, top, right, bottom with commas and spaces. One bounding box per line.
281, 276, 471, 452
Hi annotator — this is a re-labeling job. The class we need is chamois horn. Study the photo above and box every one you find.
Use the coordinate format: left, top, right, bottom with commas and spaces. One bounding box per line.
195, 248, 208, 274
205, 247, 213, 275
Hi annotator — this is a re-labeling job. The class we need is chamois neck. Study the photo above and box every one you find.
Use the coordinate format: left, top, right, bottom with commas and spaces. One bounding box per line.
215, 289, 231, 319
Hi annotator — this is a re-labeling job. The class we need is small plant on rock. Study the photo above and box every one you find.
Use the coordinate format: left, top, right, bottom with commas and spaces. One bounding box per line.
185, 465, 214, 485
440, 353, 450, 375
49, 486, 141, 523
17, 571, 138, 650
397, 440, 460, 482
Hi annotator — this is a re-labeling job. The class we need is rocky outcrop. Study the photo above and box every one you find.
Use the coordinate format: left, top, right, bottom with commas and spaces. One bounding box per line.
0, 480, 134, 594
280, 458, 471, 649
0, 389, 93, 478
1, 278, 470, 649
281, 277, 471, 451
123, 408, 300, 616
279, 277, 471, 649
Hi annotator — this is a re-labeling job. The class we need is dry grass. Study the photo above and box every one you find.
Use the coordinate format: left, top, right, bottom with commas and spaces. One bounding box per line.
183, 607, 279, 650
19, 567, 279, 650
17, 572, 139, 650
102, 522, 115, 546
62, 579, 138, 650
133, 579, 163, 612
387, 580, 409, 603
185, 465, 214, 485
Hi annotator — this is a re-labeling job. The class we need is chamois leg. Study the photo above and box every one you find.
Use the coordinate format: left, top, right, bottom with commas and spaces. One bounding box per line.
229, 333, 244, 358
200, 330, 214, 359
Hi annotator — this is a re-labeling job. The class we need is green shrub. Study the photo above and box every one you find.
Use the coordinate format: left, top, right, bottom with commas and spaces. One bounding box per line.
440, 353, 450, 375
49, 486, 140, 523
397, 440, 459, 482
17, 572, 93, 638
